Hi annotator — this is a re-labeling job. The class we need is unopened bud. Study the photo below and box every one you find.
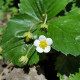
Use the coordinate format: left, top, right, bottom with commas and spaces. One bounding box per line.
23, 32, 33, 42
19, 56, 28, 65
41, 24, 48, 29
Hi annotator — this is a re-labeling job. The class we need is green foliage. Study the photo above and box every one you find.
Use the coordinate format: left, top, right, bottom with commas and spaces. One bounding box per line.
67, 69, 80, 80
0, 0, 4, 9
2, 14, 39, 66
57, 73, 65, 80
5, 0, 13, 6
2, 0, 80, 67
0, 27, 5, 43
9, 7, 18, 15
65, 2, 80, 15
0, 27, 5, 60
58, 69, 80, 80
1, 0, 14, 10
19, 0, 72, 20
48, 13, 80, 55
0, 10, 6, 20
28, 51, 39, 65
55, 54, 80, 75
0, 0, 18, 17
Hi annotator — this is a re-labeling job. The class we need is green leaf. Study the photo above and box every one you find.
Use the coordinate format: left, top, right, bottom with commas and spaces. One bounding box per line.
67, 69, 80, 80
0, 10, 6, 20
28, 51, 39, 65
0, 0, 4, 8
2, 14, 39, 66
55, 54, 80, 76
57, 73, 64, 80
1, 0, 76, 67
67, 8, 80, 15
19, 0, 72, 20
57, 69, 80, 80
65, 4, 80, 15
48, 14, 80, 55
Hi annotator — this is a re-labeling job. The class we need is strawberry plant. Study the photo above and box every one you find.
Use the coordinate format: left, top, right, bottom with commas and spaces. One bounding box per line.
1, 0, 80, 79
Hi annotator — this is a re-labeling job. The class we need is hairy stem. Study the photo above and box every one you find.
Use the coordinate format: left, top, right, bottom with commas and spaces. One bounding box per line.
28, 21, 42, 32
26, 44, 34, 56
44, 14, 47, 24
47, 17, 58, 22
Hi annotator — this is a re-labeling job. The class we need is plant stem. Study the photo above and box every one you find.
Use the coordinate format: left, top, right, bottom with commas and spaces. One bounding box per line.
47, 17, 58, 22
26, 44, 34, 57
44, 14, 47, 24
28, 21, 42, 32
0, 63, 13, 80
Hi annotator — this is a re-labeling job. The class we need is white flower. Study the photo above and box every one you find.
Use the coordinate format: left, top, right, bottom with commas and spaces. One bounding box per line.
34, 35, 53, 53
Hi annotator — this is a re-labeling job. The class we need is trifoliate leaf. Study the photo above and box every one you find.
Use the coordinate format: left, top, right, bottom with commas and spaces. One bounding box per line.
2, 14, 39, 66
19, 0, 72, 20
48, 14, 80, 55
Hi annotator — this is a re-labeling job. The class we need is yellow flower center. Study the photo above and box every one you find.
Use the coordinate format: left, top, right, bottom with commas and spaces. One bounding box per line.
39, 40, 47, 49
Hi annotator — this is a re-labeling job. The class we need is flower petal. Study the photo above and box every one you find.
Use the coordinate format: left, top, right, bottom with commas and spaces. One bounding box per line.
34, 40, 40, 47
44, 46, 51, 53
33, 35, 37, 39
39, 35, 46, 41
46, 38, 53, 46
36, 47, 43, 53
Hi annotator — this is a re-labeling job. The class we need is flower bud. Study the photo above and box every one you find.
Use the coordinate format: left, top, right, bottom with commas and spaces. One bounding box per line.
42, 14, 46, 17
23, 32, 33, 42
41, 24, 48, 29
19, 56, 28, 65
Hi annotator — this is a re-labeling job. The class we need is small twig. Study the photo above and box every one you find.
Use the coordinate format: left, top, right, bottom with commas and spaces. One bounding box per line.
28, 21, 42, 32
26, 44, 34, 56
0, 63, 13, 80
